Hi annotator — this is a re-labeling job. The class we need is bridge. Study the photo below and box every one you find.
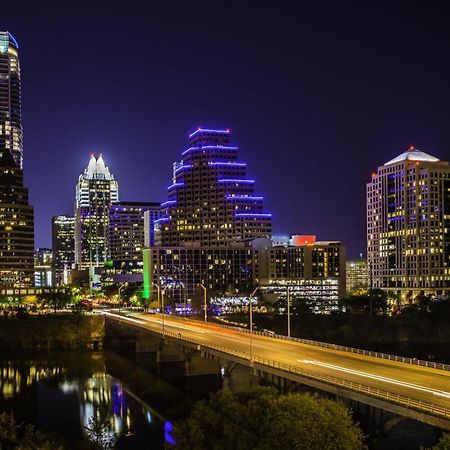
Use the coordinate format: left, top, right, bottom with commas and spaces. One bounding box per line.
101, 309, 450, 431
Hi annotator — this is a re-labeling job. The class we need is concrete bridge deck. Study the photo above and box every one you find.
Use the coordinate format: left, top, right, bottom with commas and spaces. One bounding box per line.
101, 310, 450, 430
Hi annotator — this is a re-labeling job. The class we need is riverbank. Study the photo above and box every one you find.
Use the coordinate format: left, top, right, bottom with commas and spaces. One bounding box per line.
0, 314, 104, 350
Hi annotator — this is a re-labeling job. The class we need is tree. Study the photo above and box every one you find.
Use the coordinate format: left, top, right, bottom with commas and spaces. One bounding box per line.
173, 387, 366, 450
429, 433, 450, 449
84, 415, 117, 450
38, 291, 73, 313
340, 289, 388, 316
0, 412, 64, 449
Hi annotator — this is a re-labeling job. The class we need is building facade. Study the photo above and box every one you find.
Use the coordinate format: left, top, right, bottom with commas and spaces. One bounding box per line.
52, 215, 75, 285
257, 240, 346, 312
346, 259, 368, 293
0, 32, 22, 169
0, 32, 34, 289
143, 245, 258, 302
34, 248, 52, 287
74, 155, 119, 270
155, 128, 271, 246
0, 128, 34, 289
143, 207, 162, 247
109, 201, 160, 273
367, 146, 450, 299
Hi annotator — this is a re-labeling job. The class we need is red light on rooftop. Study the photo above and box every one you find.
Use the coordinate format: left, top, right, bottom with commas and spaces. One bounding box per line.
292, 235, 316, 246
409, 145, 416, 151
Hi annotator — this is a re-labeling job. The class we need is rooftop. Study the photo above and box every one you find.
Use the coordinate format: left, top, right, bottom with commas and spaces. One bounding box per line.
82, 154, 115, 180
384, 146, 440, 166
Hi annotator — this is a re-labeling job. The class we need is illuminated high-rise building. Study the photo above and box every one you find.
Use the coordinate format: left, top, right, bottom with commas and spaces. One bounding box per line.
52, 215, 75, 285
367, 146, 450, 299
346, 259, 368, 293
0, 32, 22, 168
109, 201, 160, 273
0, 32, 34, 288
0, 149, 34, 287
74, 155, 119, 270
34, 248, 52, 287
155, 128, 272, 246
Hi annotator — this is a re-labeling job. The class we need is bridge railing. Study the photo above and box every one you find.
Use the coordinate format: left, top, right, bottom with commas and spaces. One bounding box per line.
161, 329, 450, 422
213, 319, 450, 372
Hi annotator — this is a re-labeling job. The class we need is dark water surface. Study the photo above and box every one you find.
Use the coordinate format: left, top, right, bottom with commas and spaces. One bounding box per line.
0, 351, 221, 449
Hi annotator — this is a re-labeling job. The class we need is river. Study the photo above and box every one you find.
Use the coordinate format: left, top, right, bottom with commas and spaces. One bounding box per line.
0, 350, 222, 449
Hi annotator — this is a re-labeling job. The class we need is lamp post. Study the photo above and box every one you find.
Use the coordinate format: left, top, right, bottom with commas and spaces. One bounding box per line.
249, 286, 261, 364
118, 284, 126, 314
200, 283, 207, 323
154, 283, 165, 336
286, 286, 291, 338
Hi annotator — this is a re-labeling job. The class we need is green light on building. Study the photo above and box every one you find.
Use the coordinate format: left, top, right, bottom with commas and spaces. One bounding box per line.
143, 248, 152, 299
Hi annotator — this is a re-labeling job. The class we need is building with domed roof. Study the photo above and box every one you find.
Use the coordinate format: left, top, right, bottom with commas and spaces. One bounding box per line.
74, 155, 119, 271
367, 146, 450, 299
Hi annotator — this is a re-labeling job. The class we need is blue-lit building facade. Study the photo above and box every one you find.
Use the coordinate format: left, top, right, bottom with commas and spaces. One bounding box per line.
155, 128, 271, 246
145, 128, 271, 302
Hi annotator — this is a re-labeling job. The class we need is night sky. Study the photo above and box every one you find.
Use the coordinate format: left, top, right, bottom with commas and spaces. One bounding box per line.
4, 1, 450, 257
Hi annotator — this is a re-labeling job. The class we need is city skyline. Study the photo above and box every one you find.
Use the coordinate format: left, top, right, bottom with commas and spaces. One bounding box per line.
3, 2, 450, 258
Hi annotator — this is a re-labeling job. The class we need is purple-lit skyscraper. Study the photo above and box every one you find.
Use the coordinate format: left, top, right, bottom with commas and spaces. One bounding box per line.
155, 128, 272, 246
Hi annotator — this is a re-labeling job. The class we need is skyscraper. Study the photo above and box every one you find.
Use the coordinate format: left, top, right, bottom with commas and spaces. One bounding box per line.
367, 146, 450, 299
34, 248, 53, 287
52, 215, 75, 285
155, 128, 271, 246
143, 207, 162, 247
0, 32, 22, 168
74, 155, 119, 270
0, 32, 34, 289
109, 201, 160, 273
0, 149, 34, 287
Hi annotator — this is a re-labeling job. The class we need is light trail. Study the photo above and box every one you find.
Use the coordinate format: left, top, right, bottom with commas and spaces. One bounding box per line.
138, 315, 207, 334
300, 359, 450, 399
99, 310, 146, 325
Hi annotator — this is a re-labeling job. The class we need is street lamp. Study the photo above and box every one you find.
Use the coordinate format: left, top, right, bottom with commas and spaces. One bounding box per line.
154, 283, 165, 336
286, 286, 291, 338
249, 286, 261, 364
199, 283, 207, 323
118, 284, 126, 314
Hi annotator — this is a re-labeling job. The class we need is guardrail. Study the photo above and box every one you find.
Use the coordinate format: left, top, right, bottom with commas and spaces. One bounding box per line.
107, 315, 450, 423
160, 329, 450, 423
214, 319, 450, 372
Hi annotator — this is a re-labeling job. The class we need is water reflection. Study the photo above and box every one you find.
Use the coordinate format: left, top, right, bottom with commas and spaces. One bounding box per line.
0, 353, 170, 449
0, 359, 65, 398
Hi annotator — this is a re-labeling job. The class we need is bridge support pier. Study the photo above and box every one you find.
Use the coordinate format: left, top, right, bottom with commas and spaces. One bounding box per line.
222, 362, 259, 391
185, 353, 221, 377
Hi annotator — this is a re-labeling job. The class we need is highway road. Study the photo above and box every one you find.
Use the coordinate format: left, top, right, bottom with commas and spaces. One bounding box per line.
102, 310, 450, 411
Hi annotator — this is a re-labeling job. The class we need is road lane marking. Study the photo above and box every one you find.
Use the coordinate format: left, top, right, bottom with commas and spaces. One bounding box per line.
299, 359, 450, 398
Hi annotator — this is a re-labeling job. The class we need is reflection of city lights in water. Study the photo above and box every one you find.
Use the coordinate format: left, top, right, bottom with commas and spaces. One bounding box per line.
1, 360, 162, 446
0, 362, 66, 399
164, 421, 177, 445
